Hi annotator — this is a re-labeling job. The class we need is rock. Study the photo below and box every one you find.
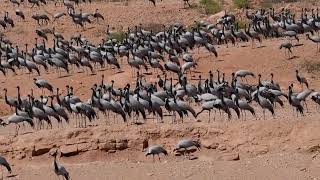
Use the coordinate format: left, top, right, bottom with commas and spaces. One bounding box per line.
49, 148, 58, 156
202, 140, 219, 149
218, 153, 240, 161
98, 141, 116, 151
108, 150, 116, 153
116, 140, 128, 150
306, 144, 320, 153
32, 146, 51, 156
77, 143, 91, 153
300, 168, 307, 172
60, 145, 79, 157
217, 144, 227, 151
16, 153, 26, 160
247, 145, 269, 156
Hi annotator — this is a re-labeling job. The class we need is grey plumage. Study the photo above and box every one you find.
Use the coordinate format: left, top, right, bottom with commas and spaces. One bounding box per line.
0, 156, 11, 175
53, 150, 70, 180
34, 78, 54, 92
145, 145, 168, 162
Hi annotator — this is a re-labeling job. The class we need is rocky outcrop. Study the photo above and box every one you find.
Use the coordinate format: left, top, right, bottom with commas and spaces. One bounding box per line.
1, 120, 320, 160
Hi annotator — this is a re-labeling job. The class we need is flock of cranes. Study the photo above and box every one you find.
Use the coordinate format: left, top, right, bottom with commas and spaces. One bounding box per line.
0, 0, 320, 179
2, 67, 319, 135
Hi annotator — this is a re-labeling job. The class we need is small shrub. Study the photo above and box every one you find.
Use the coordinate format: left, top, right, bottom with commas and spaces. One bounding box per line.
233, 0, 250, 9
199, 0, 222, 15
235, 20, 247, 29
109, 31, 126, 42
301, 60, 320, 74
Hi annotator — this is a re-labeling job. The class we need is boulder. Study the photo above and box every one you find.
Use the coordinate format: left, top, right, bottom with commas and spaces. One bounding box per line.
218, 153, 240, 161
202, 140, 219, 149
115, 140, 128, 150
217, 144, 227, 151
77, 142, 91, 152
60, 145, 79, 157
98, 141, 116, 151
16, 153, 26, 160
32, 146, 51, 156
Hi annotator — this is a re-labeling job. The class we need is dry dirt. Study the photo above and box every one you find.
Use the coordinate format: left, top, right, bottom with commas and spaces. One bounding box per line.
0, 0, 320, 180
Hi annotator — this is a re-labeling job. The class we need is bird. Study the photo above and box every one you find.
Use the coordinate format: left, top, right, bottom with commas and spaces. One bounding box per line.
279, 42, 293, 59
0, 156, 11, 179
93, 9, 104, 22
306, 34, 320, 52
288, 85, 304, 116
53, 12, 66, 22
235, 70, 255, 82
3, 88, 18, 109
174, 139, 200, 159
255, 87, 275, 120
295, 70, 309, 89
145, 145, 168, 162
33, 78, 54, 93
15, 9, 25, 20
8, 105, 34, 136
35, 29, 48, 41
52, 149, 70, 180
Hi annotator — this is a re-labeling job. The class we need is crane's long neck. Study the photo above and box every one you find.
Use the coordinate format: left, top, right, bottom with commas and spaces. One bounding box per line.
54, 156, 59, 171
4, 90, 8, 102
56, 89, 61, 105
288, 88, 293, 104
101, 76, 104, 87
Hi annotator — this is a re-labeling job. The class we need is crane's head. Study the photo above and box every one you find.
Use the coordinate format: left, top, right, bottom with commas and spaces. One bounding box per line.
50, 148, 60, 157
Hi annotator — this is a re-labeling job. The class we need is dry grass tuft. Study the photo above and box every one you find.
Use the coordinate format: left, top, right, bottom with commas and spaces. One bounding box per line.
301, 60, 320, 74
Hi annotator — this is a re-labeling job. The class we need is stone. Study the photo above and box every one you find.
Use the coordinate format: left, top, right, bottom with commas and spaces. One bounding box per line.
32, 146, 51, 156
77, 143, 91, 153
217, 144, 227, 151
218, 153, 240, 161
202, 140, 219, 149
98, 141, 116, 151
16, 153, 26, 160
306, 144, 320, 153
108, 150, 116, 153
115, 140, 128, 150
60, 145, 79, 157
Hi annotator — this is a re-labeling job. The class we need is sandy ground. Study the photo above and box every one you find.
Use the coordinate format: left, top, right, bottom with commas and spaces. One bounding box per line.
0, 0, 320, 180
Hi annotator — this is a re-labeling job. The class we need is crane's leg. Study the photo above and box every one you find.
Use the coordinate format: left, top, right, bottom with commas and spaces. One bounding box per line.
263, 109, 265, 120
15, 124, 18, 137
17, 124, 20, 136
158, 154, 161, 162
251, 39, 254, 48
208, 110, 211, 123
152, 154, 155, 163
305, 101, 309, 113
